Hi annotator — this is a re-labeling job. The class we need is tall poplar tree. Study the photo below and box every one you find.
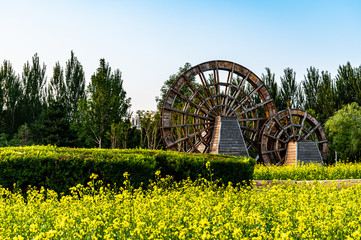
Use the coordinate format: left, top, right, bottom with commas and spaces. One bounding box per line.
335, 62, 361, 108
79, 59, 131, 148
302, 67, 320, 111
316, 71, 336, 123
21, 53, 47, 125
48, 62, 66, 103
279, 68, 300, 109
0, 60, 22, 136
65, 51, 85, 121
261, 67, 281, 110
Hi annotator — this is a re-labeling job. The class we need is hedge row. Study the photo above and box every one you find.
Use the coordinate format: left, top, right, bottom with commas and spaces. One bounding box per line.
0, 146, 255, 193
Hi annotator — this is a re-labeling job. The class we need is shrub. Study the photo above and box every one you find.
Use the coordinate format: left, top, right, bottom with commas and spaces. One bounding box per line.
0, 146, 255, 193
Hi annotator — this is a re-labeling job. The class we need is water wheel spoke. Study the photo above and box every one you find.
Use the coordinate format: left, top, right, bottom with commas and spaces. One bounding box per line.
163, 107, 211, 121
239, 126, 257, 133
303, 123, 321, 139
273, 118, 291, 139
263, 133, 287, 144
222, 63, 235, 113
226, 83, 262, 115
233, 98, 273, 116
189, 132, 212, 153
167, 126, 213, 148
214, 62, 221, 106
297, 111, 308, 140
162, 122, 209, 129
263, 148, 287, 154
288, 109, 297, 140
238, 117, 267, 122
198, 68, 217, 108
275, 156, 286, 166
184, 76, 219, 116
185, 138, 200, 153
169, 88, 215, 118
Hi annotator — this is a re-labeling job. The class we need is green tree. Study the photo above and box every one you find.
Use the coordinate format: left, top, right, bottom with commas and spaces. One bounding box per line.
279, 68, 300, 109
79, 59, 131, 148
137, 110, 162, 149
315, 71, 336, 123
106, 121, 132, 149
48, 62, 66, 102
261, 67, 281, 110
302, 66, 320, 111
325, 102, 361, 162
65, 51, 86, 121
0, 60, 22, 136
20, 53, 47, 126
126, 126, 141, 149
10, 123, 34, 146
0, 65, 4, 129
34, 100, 76, 146
334, 62, 361, 108
156, 62, 192, 109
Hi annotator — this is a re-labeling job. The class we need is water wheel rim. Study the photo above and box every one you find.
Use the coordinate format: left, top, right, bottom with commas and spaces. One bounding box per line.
160, 60, 276, 153
258, 109, 328, 165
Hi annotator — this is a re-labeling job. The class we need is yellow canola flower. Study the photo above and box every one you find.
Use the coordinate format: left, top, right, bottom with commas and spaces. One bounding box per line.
2, 176, 361, 239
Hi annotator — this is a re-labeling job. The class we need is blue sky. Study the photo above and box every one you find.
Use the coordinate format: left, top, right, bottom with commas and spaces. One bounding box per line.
1, 0, 361, 112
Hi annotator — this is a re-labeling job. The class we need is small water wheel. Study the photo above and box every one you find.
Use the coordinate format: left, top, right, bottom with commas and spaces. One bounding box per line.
160, 60, 276, 154
258, 109, 328, 166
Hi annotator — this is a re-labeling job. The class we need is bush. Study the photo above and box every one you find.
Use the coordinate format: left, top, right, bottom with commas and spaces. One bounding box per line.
0, 146, 255, 193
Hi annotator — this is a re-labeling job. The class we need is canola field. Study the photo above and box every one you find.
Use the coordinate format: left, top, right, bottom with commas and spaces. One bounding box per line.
2, 173, 361, 240
254, 162, 361, 180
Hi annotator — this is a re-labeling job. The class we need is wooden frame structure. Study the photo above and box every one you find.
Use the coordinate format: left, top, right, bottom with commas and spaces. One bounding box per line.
160, 60, 328, 165
258, 109, 328, 165
160, 60, 276, 154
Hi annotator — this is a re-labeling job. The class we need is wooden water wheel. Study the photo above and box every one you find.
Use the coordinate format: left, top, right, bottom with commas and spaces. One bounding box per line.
258, 109, 328, 166
160, 60, 276, 154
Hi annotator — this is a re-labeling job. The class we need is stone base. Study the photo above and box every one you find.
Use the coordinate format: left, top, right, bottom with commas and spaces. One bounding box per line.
209, 116, 249, 157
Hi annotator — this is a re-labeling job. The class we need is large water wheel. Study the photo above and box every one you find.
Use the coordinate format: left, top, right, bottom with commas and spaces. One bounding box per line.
258, 109, 328, 166
160, 60, 276, 154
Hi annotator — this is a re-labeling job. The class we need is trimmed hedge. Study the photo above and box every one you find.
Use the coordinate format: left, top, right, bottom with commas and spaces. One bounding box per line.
0, 146, 255, 193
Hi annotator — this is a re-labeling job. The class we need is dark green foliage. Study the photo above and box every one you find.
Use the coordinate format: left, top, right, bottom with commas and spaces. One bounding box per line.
279, 68, 301, 109
314, 71, 336, 123
20, 54, 47, 126
64, 51, 86, 122
48, 62, 66, 102
79, 59, 131, 148
302, 67, 320, 111
261, 67, 281, 111
325, 102, 361, 162
155, 62, 192, 109
10, 123, 34, 146
0, 146, 255, 194
335, 62, 361, 108
0, 60, 22, 137
126, 127, 141, 148
34, 100, 77, 147
154, 151, 255, 184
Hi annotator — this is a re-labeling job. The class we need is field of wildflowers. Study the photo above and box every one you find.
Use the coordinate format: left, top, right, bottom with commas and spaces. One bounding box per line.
2, 146, 361, 239
254, 162, 361, 180
2, 172, 361, 239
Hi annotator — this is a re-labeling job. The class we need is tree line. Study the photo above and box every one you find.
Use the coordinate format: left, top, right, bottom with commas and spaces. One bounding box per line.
153, 62, 361, 162
0, 52, 140, 148
1, 54, 361, 161
262, 63, 361, 124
